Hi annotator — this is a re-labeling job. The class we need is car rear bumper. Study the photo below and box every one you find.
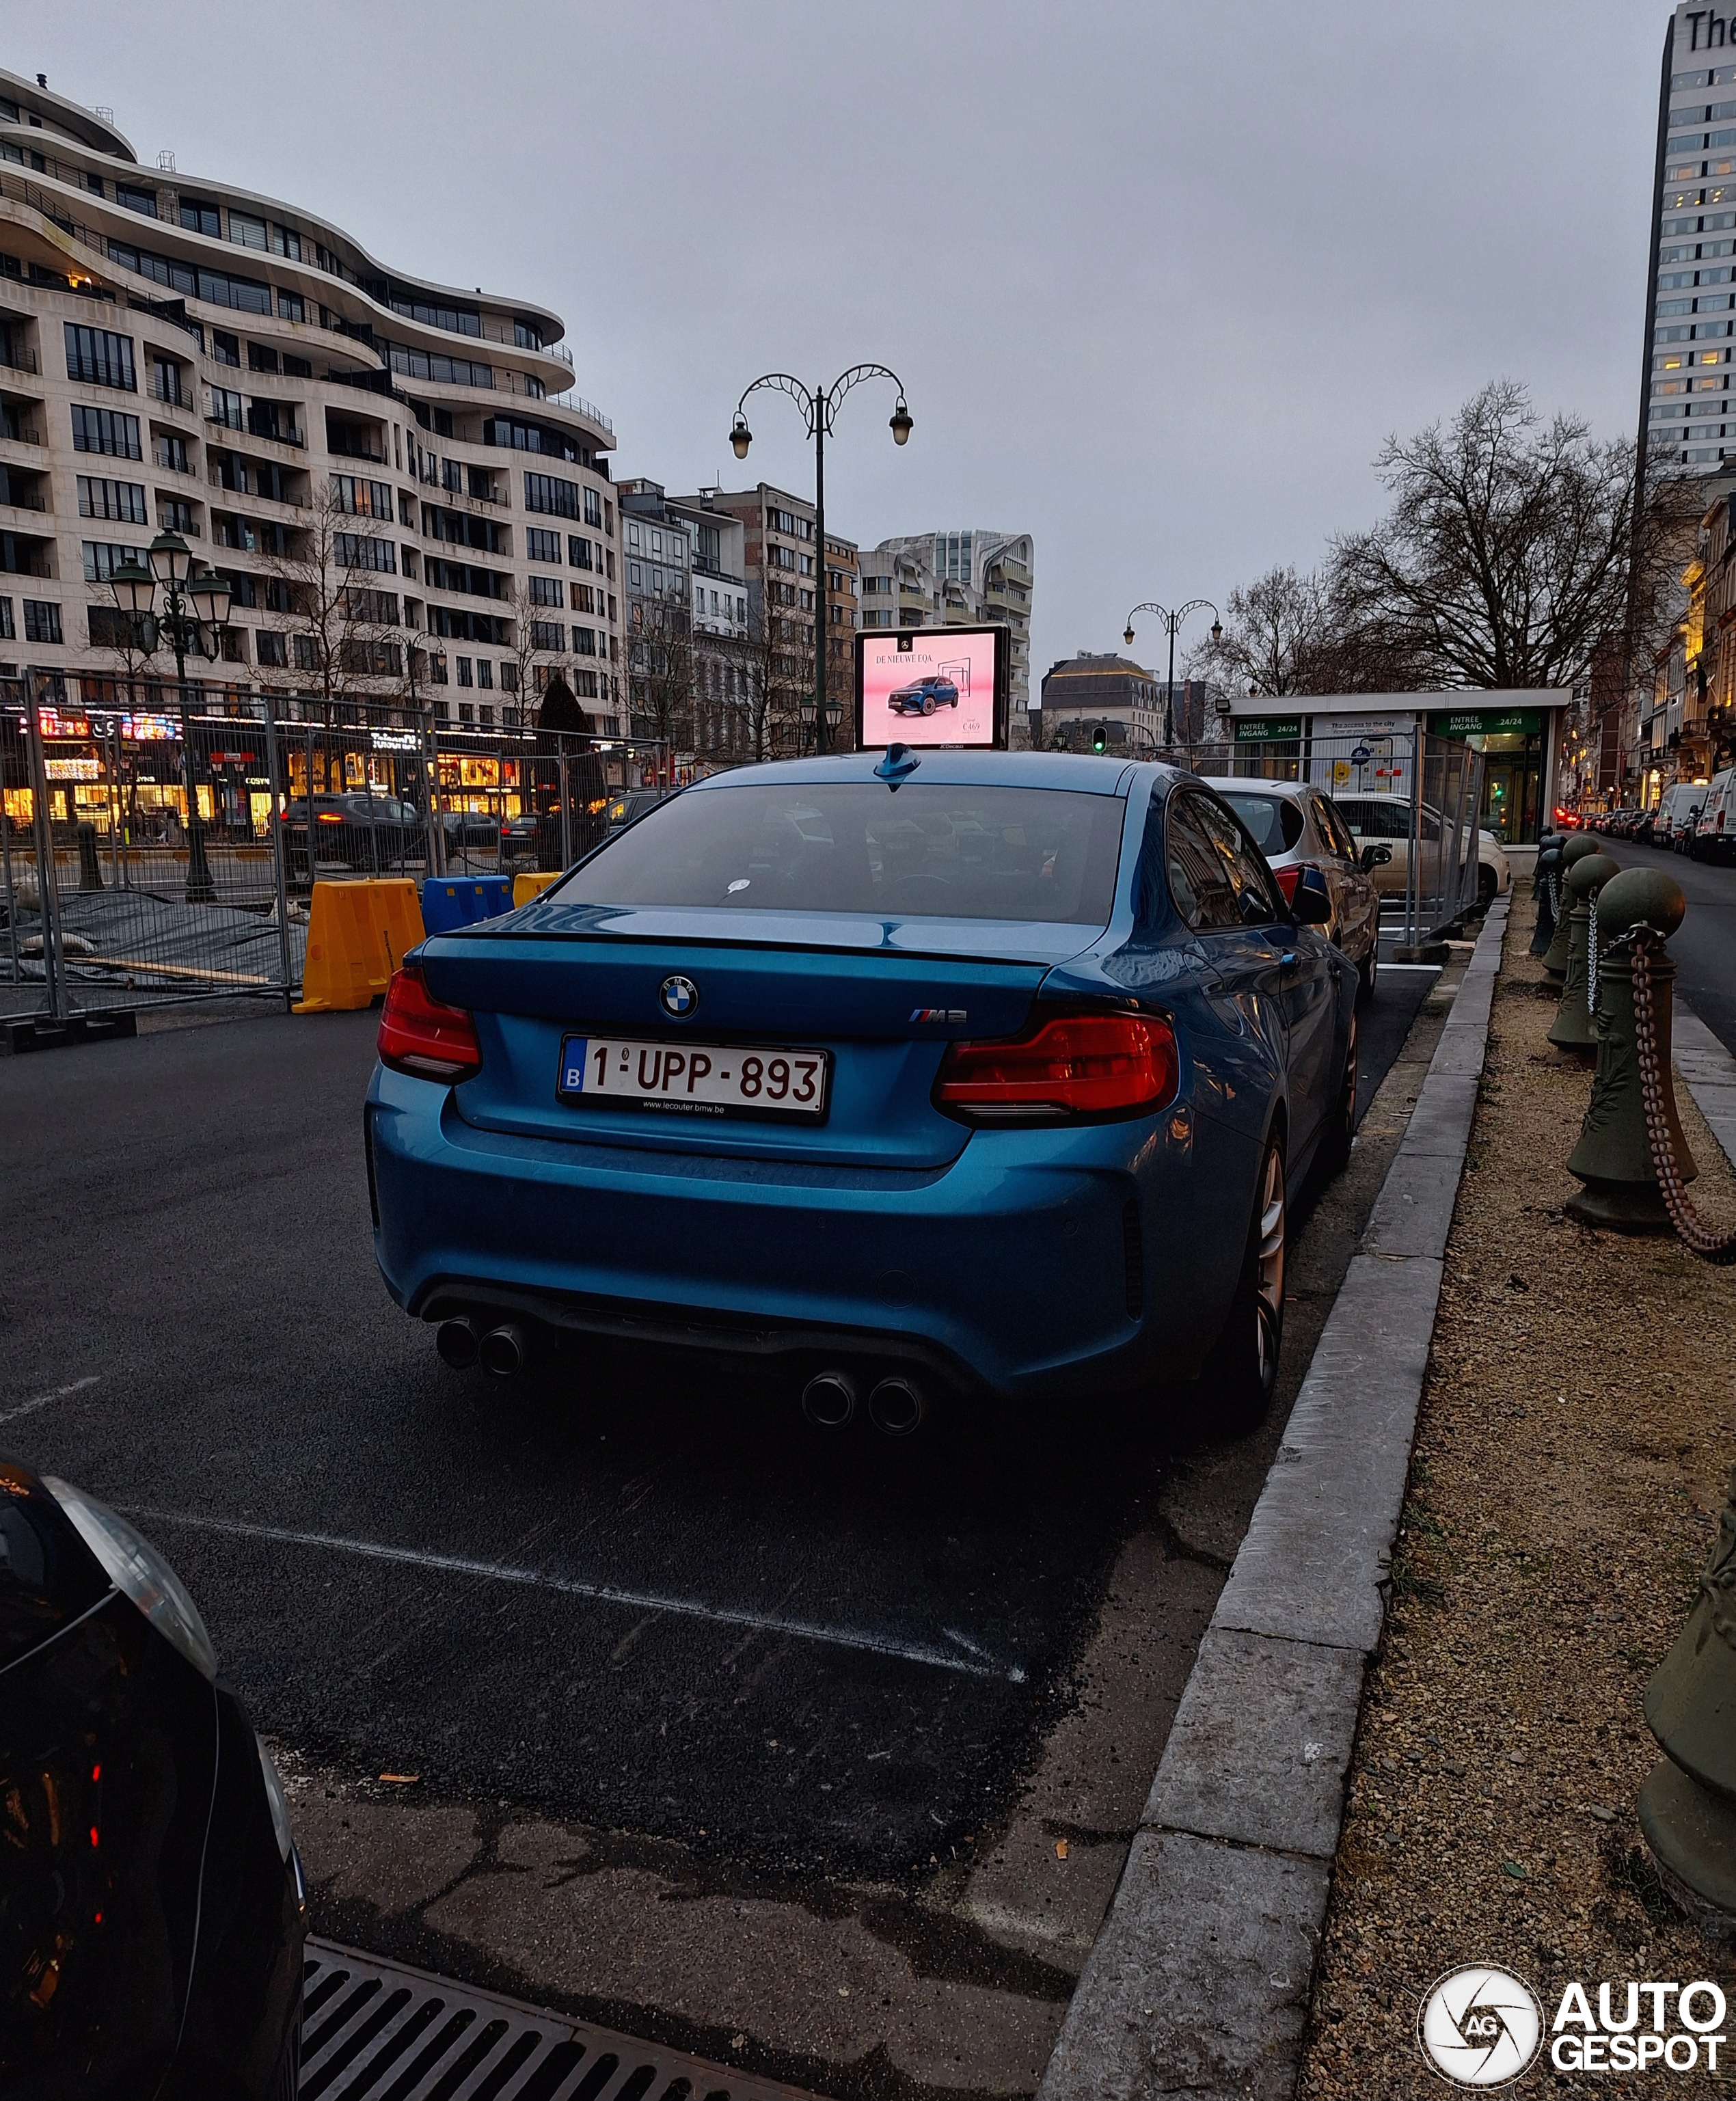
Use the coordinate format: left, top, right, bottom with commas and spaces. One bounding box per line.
366, 1066, 1231, 1402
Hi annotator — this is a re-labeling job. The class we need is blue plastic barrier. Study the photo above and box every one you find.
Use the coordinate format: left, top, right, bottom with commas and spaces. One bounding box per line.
420, 874, 514, 934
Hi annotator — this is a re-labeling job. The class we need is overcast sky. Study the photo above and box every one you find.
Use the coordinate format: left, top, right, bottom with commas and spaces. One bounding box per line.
14, 1, 1666, 687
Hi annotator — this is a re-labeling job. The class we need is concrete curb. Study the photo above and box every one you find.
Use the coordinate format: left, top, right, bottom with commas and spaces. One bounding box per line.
1037, 899, 1510, 2101
1672, 999, 1736, 1171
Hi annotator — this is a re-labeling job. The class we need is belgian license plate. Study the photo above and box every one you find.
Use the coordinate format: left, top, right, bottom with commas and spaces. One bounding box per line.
557, 1035, 830, 1120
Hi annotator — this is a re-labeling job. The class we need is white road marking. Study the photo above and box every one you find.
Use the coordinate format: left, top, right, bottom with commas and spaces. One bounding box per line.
124, 1507, 1025, 1683
0, 1374, 102, 1426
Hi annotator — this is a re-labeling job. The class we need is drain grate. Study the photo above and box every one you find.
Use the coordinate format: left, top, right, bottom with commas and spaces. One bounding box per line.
299, 1938, 826, 2101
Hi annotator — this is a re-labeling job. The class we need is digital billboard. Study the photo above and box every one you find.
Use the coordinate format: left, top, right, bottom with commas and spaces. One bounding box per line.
855, 627, 1008, 750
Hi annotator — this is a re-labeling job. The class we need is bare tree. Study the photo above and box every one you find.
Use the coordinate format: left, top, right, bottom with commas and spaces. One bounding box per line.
1330, 381, 1648, 691
627, 590, 695, 749
500, 582, 574, 714
260, 482, 399, 714
723, 592, 803, 761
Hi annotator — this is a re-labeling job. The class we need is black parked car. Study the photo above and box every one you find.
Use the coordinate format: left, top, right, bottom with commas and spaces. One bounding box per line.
283, 792, 423, 876
1, 1457, 303, 2098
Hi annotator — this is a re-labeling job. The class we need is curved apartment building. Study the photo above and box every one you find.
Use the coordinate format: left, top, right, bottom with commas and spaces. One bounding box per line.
0, 67, 620, 730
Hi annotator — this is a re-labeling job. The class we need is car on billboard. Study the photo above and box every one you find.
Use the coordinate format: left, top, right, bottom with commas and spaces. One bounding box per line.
366, 750, 1359, 1439
888, 675, 960, 718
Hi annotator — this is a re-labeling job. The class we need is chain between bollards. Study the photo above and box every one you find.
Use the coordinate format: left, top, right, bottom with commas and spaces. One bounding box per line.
1628, 926, 1736, 1263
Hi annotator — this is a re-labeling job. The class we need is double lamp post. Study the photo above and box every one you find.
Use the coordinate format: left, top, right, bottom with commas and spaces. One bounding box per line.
729, 366, 912, 755
108, 531, 232, 904
1124, 599, 1221, 751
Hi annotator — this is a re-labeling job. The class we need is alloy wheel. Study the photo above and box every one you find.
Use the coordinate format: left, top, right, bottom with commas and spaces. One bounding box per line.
1254, 1145, 1286, 1391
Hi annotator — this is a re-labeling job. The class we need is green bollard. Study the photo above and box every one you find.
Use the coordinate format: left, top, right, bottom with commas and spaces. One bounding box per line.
1531, 841, 1564, 959
1544, 835, 1600, 978
1640, 1470, 1736, 1931
1566, 867, 1695, 1230
1547, 853, 1618, 1057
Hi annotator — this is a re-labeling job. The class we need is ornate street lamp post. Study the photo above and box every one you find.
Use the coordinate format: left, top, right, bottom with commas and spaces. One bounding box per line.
1124, 599, 1223, 750
111, 535, 231, 902
729, 367, 912, 755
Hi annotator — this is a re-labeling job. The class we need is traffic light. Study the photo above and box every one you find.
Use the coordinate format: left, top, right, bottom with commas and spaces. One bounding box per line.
1091, 720, 1107, 754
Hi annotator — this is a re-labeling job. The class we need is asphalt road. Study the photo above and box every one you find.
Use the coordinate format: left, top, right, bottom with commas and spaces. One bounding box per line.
1596, 839, 1736, 1056
0, 961, 1437, 2095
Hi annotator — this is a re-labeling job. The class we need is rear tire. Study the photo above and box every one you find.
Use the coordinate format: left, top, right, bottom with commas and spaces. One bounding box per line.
1478, 864, 1497, 908
1318, 1011, 1358, 1178
1200, 1138, 1286, 1435
1357, 943, 1378, 1004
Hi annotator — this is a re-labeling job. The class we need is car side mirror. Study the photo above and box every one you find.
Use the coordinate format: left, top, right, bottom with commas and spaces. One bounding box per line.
1359, 843, 1392, 872
1290, 864, 1333, 923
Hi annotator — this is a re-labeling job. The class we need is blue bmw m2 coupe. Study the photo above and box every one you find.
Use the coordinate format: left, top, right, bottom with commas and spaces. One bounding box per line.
365, 750, 1356, 1431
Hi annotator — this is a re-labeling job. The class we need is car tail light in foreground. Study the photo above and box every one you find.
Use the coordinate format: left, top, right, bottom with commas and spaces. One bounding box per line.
377, 966, 483, 1083
1273, 863, 1301, 904
935, 1010, 1178, 1122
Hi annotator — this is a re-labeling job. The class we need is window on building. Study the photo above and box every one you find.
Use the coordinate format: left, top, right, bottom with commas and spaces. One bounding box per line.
23, 601, 61, 645
271, 222, 301, 260
585, 487, 603, 528
335, 532, 396, 573
530, 620, 565, 651
529, 575, 562, 607
526, 527, 561, 562
82, 541, 148, 582
524, 471, 579, 517
476, 658, 493, 689
228, 210, 268, 250
213, 329, 240, 366
159, 497, 195, 532
628, 562, 642, 587
277, 290, 306, 324
179, 200, 221, 237
64, 325, 135, 391
209, 387, 243, 429
569, 535, 593, 570
331, 475, 394, 519
77, 476, 148, 524
255, 629, 287, 666
116, 182, 157, 217
72, 405, 141, 459
456, 656, 474, 687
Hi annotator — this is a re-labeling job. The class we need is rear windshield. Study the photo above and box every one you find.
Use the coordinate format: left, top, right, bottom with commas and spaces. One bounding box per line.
1219, 792, 1304, 854
562, 782, 1126, 924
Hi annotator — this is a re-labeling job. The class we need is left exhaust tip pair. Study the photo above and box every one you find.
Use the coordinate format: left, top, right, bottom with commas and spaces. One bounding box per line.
437, 1316, 526, 1377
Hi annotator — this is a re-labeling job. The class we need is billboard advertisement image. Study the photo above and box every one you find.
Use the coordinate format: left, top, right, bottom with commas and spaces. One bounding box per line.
856, 629, 1006, 749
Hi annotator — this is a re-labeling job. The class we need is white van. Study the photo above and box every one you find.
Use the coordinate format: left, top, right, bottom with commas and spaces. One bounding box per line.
1656, 781, 1708, 852
1692, 770, 1736, 862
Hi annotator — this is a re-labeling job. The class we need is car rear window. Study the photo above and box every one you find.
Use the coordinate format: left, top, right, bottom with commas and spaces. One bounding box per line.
1219, 792, 1304, 854
562, 783, 1126, 924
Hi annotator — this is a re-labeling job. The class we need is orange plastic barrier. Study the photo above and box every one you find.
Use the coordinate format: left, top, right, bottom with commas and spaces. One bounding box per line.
512, 870, 563, 908
293, 878, 426, 1014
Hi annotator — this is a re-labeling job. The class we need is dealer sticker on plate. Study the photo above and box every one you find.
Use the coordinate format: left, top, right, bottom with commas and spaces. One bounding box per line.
557, 1034, 830, 1119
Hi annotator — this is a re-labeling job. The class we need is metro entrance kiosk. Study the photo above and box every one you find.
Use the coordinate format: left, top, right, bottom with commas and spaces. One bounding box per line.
1222, 689, 1571, 845
855, 627, 1013, 752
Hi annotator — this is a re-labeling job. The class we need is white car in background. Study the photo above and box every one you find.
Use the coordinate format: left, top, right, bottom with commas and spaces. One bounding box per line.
1333, 791, 1510, 909
1203, 777, 1388, 1000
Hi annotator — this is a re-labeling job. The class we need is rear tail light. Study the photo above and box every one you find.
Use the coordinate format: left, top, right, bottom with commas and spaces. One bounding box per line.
1273, 864, 1301, 904
935, 1009, 1178, 1122
378, 966, 483, 1083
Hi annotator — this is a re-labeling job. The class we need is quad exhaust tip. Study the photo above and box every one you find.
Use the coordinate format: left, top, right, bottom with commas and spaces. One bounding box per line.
479, 1322, 528, 1379
802, 1370, 856, 1429
436, 1316, 479, 1370
867, 1375, 925, 1437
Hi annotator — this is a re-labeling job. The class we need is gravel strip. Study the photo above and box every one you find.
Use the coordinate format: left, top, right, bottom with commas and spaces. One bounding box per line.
1296, 893, 1736, 2099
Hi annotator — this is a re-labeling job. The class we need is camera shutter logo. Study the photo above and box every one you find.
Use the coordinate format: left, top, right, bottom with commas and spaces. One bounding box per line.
1418, 1964, 1543, 2087
659, 974, 699, 1020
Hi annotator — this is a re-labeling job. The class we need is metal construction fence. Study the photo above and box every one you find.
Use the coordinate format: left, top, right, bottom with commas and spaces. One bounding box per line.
1195, 725, 1486, 945
0, 672, 609, 1034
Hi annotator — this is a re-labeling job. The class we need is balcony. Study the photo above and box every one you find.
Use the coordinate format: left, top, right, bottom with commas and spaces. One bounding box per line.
329, 439, 385, 464
0, 342, 37, 375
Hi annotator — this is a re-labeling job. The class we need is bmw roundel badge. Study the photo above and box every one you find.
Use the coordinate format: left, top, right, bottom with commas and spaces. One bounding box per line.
659, 974, 699, 1019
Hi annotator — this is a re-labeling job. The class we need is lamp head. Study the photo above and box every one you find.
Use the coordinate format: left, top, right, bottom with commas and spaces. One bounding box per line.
109, 556, 155, 619
729, 414, 752, 461
889, 398, 912, 446
189, 568, 231, 629
149, 529, 194, 588
1123, 625, 1136, 647
1210, 620, 1223, 644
